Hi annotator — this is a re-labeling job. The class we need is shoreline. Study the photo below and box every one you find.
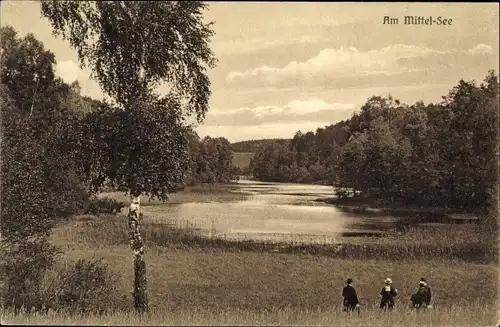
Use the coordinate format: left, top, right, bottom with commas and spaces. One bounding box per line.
237, 178, 484, 219
57, 214, 497, 265
314, 196, 483, 221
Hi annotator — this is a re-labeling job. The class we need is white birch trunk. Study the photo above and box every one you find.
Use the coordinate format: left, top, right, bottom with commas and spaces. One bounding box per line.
128, 195, 149, 314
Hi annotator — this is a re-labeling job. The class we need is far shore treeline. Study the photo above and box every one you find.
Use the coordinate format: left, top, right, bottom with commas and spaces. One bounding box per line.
245, 72, 499, 212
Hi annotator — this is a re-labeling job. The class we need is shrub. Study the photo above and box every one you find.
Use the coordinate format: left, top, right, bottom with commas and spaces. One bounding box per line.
84, 197, 125, 216
46, 258, 125, 315
0, 241, 60, 314
1, 254, 125, 316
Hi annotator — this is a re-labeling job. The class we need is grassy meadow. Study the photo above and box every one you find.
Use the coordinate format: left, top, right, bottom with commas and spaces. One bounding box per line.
4, 185, 499, 326
4, 303, 499, 326
9, 205, 493, 326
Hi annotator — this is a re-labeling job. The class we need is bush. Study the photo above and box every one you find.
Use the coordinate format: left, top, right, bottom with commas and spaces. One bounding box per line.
1, 254, 125, 315
48, 258, 124, 315
84, 197, 125, 216
0, 241, 60, 314
54, 172, 91, 218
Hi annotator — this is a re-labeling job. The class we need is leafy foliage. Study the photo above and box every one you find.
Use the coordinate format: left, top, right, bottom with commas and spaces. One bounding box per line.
51, 258, 123, 315
1, 10, 225, 313
0, 26, 55, 115
231, 139, 290, 153
185, 133, 236, 185
84, 197, 125, 216
75, 95, 191, 199
0, 29, 88, 243
0, 240, 59, 313
40, 1, 217, 120
337, 117, 412, 200
250, 71, 499, 212
40, 1, 218, 200
0, 27, 89, 314
0, 256, 123, 315
40, 1, 218, 314
249, 123, 350, 183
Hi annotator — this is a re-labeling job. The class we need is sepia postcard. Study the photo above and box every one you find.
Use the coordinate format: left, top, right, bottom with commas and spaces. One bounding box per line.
0, 1, 499, 326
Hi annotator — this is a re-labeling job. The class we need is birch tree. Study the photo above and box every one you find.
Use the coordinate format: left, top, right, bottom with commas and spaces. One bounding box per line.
39, 1, 217, 314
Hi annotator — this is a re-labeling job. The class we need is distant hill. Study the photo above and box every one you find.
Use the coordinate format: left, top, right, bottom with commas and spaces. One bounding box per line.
231, 139, 291, 153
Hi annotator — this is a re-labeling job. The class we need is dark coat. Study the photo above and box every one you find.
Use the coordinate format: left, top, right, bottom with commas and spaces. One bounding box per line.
412, 284, 432, 306
380, 286, 398, 300
423, 284, 432, 305
342, 284, 359, 305
380, 285, 398, 310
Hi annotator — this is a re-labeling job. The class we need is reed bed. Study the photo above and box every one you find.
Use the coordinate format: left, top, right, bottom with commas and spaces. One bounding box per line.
59, 214, 498, 264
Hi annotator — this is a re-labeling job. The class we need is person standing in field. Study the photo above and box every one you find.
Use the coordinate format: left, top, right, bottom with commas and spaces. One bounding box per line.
411, 278, 432, 309
342, 278, 360, 313
380, 278, 398, 311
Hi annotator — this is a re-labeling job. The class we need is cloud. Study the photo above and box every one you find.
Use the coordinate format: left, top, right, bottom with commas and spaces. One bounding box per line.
467, 43, 493, 56
225, 43, 497, 89
202, 99, 356, 127
226, 44, 443, 83
54, 60, 82, 83
52, 60, 108, 100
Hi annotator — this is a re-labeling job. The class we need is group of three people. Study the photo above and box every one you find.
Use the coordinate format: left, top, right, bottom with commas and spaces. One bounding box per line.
342, 277, 432, 312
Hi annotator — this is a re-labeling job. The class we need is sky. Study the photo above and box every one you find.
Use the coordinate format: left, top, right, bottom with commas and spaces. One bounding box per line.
1, 2, 499, 142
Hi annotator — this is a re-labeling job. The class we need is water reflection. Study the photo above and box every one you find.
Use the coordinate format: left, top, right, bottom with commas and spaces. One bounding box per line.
140, 180, 455, 244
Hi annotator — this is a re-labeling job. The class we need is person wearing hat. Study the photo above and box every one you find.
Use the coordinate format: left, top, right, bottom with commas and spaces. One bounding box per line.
379, 278, 398, 311
342, 278, 360, 313
411, 278, 432, 309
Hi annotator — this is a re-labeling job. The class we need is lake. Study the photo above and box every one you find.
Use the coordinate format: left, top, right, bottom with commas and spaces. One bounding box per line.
128, 179, 434, 244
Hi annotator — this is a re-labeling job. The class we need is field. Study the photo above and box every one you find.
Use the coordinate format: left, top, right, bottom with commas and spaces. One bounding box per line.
232, 152, 254, 170
3, 203, 493, 326
4, 187, 499, 326
4, 303, 498, 326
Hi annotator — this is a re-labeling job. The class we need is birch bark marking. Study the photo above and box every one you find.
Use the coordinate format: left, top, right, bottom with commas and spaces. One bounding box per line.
128, 195, 149, 314
128, 4, 149, 313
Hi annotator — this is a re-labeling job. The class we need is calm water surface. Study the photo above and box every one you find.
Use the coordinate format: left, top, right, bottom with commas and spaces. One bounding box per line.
141, 180, 412, 244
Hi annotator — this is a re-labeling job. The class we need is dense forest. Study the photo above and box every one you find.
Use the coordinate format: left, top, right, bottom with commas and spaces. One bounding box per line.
249, 72, 499, 211
249, 124, 350, 184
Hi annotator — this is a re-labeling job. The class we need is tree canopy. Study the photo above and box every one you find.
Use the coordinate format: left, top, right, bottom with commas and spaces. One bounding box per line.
40, 1, 218, 200
250, 71, 499, 211
40, 1, 217, 119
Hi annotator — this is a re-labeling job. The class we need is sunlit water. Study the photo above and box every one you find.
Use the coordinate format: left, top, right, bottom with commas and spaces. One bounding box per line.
136, 179, 414, 244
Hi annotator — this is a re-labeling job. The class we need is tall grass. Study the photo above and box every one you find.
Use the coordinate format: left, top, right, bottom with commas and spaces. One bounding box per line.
62, 214, 498, 264
3, 302, 499, 326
